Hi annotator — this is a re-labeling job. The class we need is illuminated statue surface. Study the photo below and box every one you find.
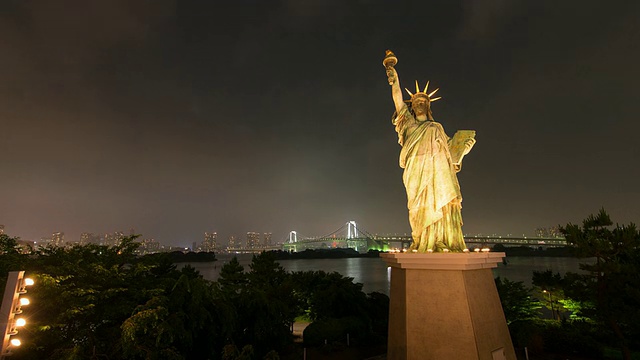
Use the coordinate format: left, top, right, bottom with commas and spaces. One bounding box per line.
384, 50, 476, 252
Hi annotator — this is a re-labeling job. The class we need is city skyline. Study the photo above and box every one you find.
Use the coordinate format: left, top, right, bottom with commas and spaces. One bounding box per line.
0, 222, 575, 249
1, 1, 639, 248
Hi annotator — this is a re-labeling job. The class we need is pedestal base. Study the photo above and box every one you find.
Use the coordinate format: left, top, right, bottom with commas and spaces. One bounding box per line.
380, 252, 516, 360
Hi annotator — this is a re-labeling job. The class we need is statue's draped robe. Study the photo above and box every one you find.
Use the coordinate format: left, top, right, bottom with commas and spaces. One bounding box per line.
393, 105, 466, 252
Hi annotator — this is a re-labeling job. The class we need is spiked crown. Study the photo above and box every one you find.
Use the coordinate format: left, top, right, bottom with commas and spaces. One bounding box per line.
404, 80, 442, 104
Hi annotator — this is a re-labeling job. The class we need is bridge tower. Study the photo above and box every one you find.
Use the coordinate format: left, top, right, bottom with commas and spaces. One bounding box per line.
289, 231, 297, 243
347, 221, 358, 239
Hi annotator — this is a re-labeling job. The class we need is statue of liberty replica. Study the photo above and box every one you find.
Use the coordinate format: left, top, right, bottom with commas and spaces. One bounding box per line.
384, 50, 476, 253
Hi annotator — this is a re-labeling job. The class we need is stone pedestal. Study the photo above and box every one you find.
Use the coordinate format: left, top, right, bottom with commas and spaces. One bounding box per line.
380, 252, 516, 360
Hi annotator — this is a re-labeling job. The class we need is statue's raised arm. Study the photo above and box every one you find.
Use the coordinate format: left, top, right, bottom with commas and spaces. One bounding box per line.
383, 50, 404, 114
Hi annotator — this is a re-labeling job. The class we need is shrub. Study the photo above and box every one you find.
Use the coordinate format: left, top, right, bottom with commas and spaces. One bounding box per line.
303, 317, 369, 347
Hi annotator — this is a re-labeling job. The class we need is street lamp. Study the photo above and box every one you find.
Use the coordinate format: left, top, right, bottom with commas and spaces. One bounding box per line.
0, 271, 34, 358
543, 289, 554, 320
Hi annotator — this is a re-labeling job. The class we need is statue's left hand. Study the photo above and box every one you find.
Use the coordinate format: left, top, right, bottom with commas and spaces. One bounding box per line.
463, 138, 476, 156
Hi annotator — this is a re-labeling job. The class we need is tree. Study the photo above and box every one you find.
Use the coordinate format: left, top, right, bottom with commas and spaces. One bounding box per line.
290, 270, 384, 347
23, 237, 151, 359
216, 256, 247, 295
561, 208, 640, 360
0, 234, 28, 291
121, 266, 227, 359
494, 277, 541, 324
242, 252, 296, 355
291, 270, 368, 322
19, 236, 229, 359
531, 270, 565, 320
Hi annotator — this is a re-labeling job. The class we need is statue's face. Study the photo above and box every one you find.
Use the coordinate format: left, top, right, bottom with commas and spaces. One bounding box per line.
412, 97, 429, 120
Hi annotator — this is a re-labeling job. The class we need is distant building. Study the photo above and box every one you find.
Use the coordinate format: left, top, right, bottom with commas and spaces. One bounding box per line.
201, 232, 217, 252
548, 226, 562, 238
0, 224, 4, 234
246, 232, 260, 249
40, 236, 52, 246
535, 226, 563, 238
80, 233, 90, 245
104, 231, 125, 246
79, 232, 101, 245
227, 235, 238, 249
263, 232, 272, 247
51, 232, 65, 247
136, 238, 160, 255
146, 239, 160, 252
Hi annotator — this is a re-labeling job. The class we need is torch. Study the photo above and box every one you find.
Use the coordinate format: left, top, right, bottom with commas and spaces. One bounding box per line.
383, 50, 398, 85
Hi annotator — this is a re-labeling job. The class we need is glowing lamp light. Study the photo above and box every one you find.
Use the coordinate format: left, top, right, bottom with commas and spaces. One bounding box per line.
474, 248, 481, 252
481, 248, 490, 253
426, 249, 433, 253
2, 271, 35, 354
443, 249, 450, 253
463, 249, 469, 253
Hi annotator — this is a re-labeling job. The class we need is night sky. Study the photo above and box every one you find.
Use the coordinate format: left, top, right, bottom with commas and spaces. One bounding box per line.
2, 1, 639, 247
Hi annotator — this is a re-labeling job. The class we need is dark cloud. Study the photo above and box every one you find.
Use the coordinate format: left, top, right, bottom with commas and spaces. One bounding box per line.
1, 1, 639, 246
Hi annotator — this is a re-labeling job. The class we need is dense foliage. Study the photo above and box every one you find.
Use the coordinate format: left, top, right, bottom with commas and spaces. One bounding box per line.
503, 209, 640, 359
560, 209, 640, 360
0, 236, 388, 359
494, 277, 541, 324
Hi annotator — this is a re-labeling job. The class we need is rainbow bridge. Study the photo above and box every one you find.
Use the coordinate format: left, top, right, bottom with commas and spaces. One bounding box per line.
279, 221, 566, 253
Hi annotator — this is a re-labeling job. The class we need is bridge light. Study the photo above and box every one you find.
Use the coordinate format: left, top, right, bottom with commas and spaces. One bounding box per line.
474, 248, 481, 253
481, 248, 490, 252
463, 249, 469, 253
443, 249, 450, 253
426, 249, 433, 253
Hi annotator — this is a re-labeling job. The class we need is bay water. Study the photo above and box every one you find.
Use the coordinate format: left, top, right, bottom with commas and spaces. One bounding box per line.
185, 254, 589, 296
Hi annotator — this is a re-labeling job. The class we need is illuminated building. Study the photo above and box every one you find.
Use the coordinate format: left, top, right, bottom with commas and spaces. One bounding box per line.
79, 232, 101, 245
246, 232, 260, 249
103, 232, 125, 246
263, 232, 272, 247
51, 232, 64, 247
136, 238, 159, 255
227, 235, 238, 249
535, 226, 562, 238
79, 233, 90, 245
202, 232, 217, 252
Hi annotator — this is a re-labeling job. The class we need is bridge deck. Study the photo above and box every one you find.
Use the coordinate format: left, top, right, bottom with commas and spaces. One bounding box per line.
274, 235, 566, 253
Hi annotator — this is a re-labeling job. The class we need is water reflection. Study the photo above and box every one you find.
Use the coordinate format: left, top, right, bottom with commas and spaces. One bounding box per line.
493, 256, 592, 286
183, 254, 590, 296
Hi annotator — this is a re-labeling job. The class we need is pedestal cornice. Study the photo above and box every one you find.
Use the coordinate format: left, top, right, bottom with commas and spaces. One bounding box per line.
380, 252, 505, 270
